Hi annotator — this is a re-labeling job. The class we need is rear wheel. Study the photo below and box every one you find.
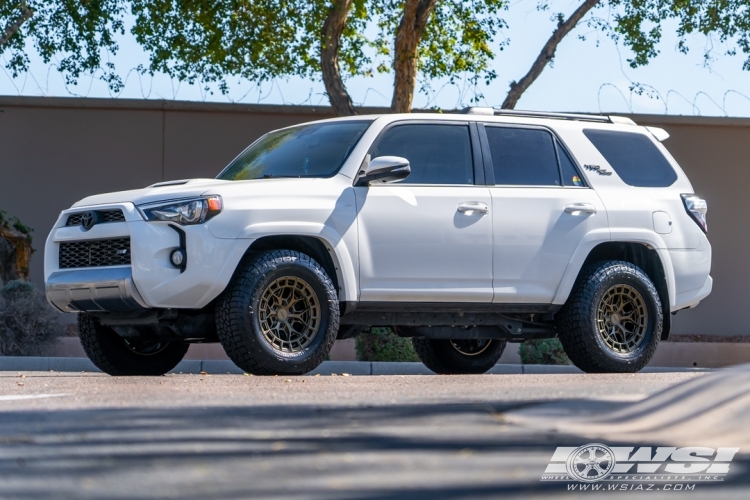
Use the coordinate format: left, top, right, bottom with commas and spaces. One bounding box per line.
556, 260, 662, 373
411, 336, 506, 375
216, 250, 339, 375
78, 313, 189, 376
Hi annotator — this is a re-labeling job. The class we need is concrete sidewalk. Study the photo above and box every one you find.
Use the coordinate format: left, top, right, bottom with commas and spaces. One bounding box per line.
0, 356, 713, 375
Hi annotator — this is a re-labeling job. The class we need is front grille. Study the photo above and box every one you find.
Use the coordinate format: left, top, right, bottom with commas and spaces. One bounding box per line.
59, 238, 131, 269
66, 210, 126, 226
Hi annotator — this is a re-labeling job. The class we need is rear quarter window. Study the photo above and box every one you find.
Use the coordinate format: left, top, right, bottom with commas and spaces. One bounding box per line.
583, 129, 678, 187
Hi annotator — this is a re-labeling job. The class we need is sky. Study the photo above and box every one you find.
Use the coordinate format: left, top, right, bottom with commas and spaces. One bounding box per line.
2, 0, 750, 117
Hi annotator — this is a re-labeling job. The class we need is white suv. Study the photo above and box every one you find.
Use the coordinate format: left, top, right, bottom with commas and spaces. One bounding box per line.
44, 109, 711, 376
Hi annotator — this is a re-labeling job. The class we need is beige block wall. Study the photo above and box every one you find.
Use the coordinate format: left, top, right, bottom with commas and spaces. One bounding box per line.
1, 97, 747, 336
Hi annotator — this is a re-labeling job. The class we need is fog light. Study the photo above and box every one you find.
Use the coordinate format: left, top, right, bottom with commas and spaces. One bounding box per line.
170, 248, 186, 268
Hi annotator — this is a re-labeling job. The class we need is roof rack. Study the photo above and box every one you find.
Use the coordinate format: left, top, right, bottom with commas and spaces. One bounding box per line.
459, 107, 631, 124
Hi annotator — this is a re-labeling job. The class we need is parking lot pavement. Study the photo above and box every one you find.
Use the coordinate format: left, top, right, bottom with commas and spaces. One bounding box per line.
0, 371, 747, 499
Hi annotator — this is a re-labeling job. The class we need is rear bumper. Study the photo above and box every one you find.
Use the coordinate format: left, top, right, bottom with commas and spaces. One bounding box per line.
46, 267, 147, 313
673, 275, 713, 312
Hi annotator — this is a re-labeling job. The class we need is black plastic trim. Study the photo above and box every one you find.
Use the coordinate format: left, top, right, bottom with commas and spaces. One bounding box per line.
168, 224, 187, 273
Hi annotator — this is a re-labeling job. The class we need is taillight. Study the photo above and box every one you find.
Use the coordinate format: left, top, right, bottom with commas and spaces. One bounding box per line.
681, 194, 707, 233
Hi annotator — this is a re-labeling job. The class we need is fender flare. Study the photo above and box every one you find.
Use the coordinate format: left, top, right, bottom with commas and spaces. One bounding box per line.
237, 221, 358, 303
552, 229, 676, 309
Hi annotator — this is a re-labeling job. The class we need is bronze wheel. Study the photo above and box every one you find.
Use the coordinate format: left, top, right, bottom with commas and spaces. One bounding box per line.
257, 276, 322, 353
216, 250, 339, 375
596, 284, 648, 354
556, 260, 662, 373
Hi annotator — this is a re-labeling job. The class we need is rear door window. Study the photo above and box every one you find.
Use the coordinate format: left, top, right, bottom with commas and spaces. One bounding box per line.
484, 126, 562, 186
369, 124, 474, 184
583, 129, 677, 187
557, 144, 585, 187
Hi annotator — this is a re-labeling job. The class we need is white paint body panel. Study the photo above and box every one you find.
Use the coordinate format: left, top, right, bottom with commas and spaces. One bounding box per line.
355, 185, 493, 302
490, 186, 608, 303
44, 112, 712, 315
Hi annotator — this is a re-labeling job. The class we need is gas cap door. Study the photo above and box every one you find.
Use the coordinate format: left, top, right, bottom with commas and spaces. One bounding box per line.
653, 211, 673, 234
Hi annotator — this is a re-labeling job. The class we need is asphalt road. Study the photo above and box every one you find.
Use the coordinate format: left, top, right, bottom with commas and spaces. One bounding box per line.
0, 370, 747, 499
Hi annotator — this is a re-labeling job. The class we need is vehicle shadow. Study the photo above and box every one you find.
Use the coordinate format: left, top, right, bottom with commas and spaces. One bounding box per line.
0, 400, 747, 499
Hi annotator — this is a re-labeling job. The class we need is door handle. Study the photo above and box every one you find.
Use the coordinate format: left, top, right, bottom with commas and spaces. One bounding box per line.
564, 203, 597, 215
457, 202, 489, 215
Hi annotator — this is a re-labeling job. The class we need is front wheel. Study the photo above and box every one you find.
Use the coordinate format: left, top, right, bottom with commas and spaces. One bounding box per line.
216, 250, 339, 375
556, 260, 662, 373
78, 314, 189, 376
411, 336, 506, 375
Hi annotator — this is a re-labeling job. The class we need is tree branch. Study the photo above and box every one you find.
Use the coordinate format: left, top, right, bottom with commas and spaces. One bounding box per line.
501, 0, 599, 110
321, 0, 357, 117
0, 2, 33, 49
391, 0, 438, 113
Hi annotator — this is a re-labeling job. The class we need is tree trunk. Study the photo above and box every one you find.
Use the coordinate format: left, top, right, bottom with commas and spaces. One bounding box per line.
391, 0, 438, 113
501, 0, 600, 110
0, 224, 32, 286
0, 2, 33, 49
321, 0, 357, 117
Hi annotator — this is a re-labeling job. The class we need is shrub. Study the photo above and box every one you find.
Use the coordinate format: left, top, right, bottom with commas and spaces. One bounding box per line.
0, 280, 64, 356
355, 327, 419, 362
519, 338, 570, 365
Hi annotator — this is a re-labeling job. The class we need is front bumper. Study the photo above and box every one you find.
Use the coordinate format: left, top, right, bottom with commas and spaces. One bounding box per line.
46, 267, 147, 313
45, 202, 251, 312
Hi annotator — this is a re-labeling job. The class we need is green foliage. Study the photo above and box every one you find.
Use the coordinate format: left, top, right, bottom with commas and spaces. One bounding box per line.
355, 327, 419, 362
0, 209, 33, 241
0, 280, 64, 356
598, 1, 750, 72
130, 0, 509, 99
371, 0, 508, 101
130, 0, 371, 91
1, 1, 126, 91
519, 338, 570, 365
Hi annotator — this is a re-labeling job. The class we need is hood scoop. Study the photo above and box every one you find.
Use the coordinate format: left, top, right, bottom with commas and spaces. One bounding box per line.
148, 179, 193, 188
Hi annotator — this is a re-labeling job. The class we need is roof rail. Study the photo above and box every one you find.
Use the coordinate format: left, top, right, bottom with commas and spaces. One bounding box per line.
459, 107, 619, 124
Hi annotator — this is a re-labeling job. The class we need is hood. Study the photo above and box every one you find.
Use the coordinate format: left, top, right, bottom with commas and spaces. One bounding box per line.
72, 179, 230, 207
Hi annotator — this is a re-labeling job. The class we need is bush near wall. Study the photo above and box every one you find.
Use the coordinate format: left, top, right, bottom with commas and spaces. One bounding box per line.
519, 338, 570, 365
355, 327, 419, 362
0, 280, 64, 356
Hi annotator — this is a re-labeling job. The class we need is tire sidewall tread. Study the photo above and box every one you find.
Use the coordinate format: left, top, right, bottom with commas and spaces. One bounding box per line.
216, 250, 339, 375
78, 313, 189, 376
411, 336, 507, 375
557, 260, 662, 373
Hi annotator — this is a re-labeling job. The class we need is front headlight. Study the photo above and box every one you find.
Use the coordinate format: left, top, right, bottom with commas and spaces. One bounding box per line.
138, 196, 223, 225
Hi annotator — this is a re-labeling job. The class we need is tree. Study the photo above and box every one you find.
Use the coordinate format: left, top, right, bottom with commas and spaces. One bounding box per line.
0, 210, 32, 285
605, 1, 750, 72
131, 0, 506, 115
502, 0, 600, 109
390, 0, 439, 112
0, 1, 126, 92
321, 0, 358, 116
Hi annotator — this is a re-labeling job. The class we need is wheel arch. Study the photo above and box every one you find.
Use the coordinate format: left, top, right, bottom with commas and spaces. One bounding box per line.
556, 241, 674, 340
236, 234, 355, 304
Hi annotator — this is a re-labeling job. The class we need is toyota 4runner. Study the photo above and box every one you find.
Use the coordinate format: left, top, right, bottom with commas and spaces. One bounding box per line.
44, 108, 712, 375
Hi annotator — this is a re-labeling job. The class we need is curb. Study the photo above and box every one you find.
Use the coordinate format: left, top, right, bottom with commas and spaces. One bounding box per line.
0, 357, 713, 375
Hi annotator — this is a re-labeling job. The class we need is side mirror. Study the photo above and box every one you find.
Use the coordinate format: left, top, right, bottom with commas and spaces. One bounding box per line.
356, 156, 411, 186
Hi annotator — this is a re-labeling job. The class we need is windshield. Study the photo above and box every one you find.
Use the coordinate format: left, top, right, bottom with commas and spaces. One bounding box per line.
217, 120, 372, 180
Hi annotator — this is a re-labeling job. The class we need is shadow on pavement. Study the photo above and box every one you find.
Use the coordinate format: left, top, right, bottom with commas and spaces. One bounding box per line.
0, 401, 748, 499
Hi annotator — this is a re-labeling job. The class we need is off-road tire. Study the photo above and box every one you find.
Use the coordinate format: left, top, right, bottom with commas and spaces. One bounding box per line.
411, 337, 507, 375
216, 250, 339, 375
78, 313, 189, 376
556, 260, 662, 373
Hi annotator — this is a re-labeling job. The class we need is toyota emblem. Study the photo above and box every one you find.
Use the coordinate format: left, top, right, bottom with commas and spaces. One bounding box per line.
81, 211, 97, 230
